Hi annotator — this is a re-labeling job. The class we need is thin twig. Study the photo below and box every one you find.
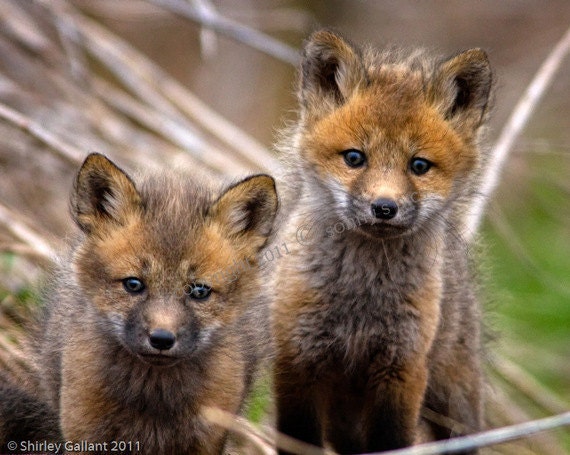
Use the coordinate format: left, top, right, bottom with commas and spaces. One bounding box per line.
372, 412, 570, 455
200, 407, 570, 455
147, 0, 300, 66
0, 0, 53, 54
0, 243, 53, 265
0, 202, 55, 261
0, 331, 26, 366
465, 25, 570, 239
44, 65, 200, 171
500, 342, 570, 380
420, 408, 467, 437
0, 316, 32, 383
487, 374, 566, 454
91, 77, 252, 176
202, 407, 275, 455
486, 386, 563, 455
192, 0, 219, 59
50, 1, 90, 84
202, 407, 336, 455
490, 354, 570, 416
0, 101, 83, 165
270, 429, 336, 455
43, 0, 280, 173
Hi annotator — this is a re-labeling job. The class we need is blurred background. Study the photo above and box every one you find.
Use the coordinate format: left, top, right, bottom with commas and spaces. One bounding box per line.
0, 1, 568, 453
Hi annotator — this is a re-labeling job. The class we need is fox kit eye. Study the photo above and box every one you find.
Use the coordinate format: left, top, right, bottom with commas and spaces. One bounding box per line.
123, 277, 145, 294
410, 157, 433, 175
187, 283, 212, 301
342, 149, 366, 168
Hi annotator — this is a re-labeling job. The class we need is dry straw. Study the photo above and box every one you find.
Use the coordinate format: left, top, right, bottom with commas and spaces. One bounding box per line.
0, 1, 568, 454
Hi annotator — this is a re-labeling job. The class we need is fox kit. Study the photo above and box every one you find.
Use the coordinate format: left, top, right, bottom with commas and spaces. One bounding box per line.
271, 31, 492, 453
34, 153, 278, 454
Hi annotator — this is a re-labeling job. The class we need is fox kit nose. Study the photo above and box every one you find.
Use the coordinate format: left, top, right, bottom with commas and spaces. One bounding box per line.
371, 198, 398, 220
149, 328, 176, 351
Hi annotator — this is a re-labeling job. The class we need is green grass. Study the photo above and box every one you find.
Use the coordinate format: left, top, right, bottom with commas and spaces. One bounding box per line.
245, 373, 273, 424
482, 160, 570, 399
0, 252, 41, 311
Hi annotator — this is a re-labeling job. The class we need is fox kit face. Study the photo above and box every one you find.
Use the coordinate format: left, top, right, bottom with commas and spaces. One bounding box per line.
297, 32, 492, 238
70, 154, 277, 366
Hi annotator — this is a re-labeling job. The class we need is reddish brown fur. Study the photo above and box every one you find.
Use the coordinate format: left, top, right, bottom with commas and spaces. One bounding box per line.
302, 68, 477, 207
33, 154, 278, 454
271, 30, 492, 454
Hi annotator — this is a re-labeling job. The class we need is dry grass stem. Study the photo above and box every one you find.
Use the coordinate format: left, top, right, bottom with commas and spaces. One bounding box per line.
0, 0, 52, 53
371, 413, 570, 455
202, 407, 275, 455
191, 0, 219, 59
0, 3, 567, 454
91, 78, 251, 175
42, 0, 279, 173
465, 25, 570, 239
147, 0, 300, 66
487, 377, 566, 455
0, 102, 83, 165
0, 203, 55, 261
490, 355, 570, 415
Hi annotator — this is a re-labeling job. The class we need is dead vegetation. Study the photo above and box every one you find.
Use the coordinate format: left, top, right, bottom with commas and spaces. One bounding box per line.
0, 1, 568, 453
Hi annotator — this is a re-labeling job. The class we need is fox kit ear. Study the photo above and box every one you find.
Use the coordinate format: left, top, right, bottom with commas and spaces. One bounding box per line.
432, 49, 492, 128
209, 175, 278, 251
71, 153, 141, 234
300, 30, 367, 114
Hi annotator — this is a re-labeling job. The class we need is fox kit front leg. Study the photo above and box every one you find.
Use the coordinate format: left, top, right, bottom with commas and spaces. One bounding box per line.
340, 281, 440, 452
276, 356, 430, 454
274, 366, 323, 453
362, 358, 429, 451
273, 292, 324, 454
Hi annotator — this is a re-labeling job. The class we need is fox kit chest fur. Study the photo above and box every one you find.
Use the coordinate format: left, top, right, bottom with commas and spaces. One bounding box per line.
35, 154, 277, 454
272, 31, 492, 453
